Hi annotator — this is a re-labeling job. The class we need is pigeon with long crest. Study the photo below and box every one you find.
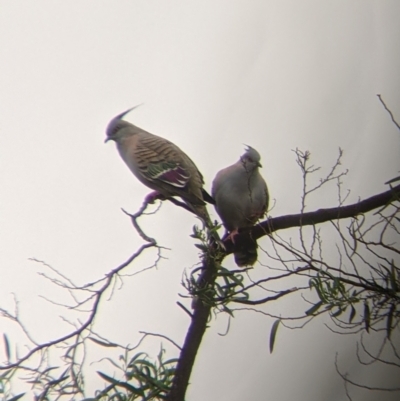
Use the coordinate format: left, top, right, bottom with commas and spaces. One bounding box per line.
105, 107, 214, 226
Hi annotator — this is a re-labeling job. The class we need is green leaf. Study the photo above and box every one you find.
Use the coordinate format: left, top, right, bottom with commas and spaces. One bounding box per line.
3, 334, 10, 362
5, 393, 25, 401
97, 371, 141, 394
326, 281, 332, 292
364, 301, 370, 333
41, 366, 60, 375
309, 278, 318, 288
88, 337, 118, 347
47, 375, 69, 387
349, 305, 356, 323
221, 305, 234, 317
97, 371, 119, 385
162, 358, 179, 366
386, 304, 394, 339
127, 352, 148, 366
145, 376, 171, 391
194, 244, 208, 251
191, 225, 202, 239
332, 307, 343, 318
305, 301, 323, 316
269, 319, 281, 353
389, 259, 398, 291
312, 280, 328, 303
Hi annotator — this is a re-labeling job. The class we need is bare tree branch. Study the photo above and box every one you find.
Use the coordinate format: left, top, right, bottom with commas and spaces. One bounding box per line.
223, 184, 400, 256
166, 255, 218, 401
377, 94, 400, 131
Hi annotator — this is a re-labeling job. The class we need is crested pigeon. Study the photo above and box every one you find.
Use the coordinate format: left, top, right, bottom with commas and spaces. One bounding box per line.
212, 146, 269, 266
105, 107, 214, 225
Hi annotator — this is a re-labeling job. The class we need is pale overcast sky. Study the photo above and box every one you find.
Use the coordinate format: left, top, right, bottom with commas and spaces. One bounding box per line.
0, 1, 399, 400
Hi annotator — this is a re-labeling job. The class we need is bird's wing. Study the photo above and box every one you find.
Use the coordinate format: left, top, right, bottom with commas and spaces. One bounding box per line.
135, 132, 192, 189
145, 160, 190, 188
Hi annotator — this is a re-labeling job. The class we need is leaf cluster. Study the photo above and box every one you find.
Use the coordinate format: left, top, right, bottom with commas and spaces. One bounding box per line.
91, 348, 177, 401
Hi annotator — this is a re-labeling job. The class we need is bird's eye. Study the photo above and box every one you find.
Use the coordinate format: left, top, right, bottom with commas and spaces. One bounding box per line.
111, 124, 121, 137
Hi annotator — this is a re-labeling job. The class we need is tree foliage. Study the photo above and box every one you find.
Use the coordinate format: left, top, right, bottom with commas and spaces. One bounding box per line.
1, 97, 399, 401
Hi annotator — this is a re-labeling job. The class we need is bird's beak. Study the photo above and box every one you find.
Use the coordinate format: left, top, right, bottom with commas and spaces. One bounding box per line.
104, 137, 111, 143
257, 161, 262, 168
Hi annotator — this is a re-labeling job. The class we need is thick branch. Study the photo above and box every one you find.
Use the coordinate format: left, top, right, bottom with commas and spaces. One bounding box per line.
224, 184, 400, 255
167, 258, 217, 401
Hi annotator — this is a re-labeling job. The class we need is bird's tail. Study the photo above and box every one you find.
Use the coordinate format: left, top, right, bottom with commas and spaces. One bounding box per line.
234, 242, 258, 267
189, 203, 213, 229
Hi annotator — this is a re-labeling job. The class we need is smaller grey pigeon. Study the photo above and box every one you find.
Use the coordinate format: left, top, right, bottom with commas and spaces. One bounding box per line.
212, 146, 269, 266
105, 107, 214, 226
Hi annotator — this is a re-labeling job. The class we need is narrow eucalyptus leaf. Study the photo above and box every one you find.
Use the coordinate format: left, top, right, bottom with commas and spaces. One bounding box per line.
194, 244, 208, 251
6, 393, 25, 401
386, 304, 394, 339
309, 278, 317, 288
364, 301, 370, 333
128, 352, 148, 366
48, 375, 69, 386
147, 376, 170, 391
389, 260, 398, 291
88, 337, 118, 348
3, 333, 10, 361
97, 371, 119, 385
41, 366, 60, 375
305, 301, 323, 316
269, 319, 281, 353
332, 308, 343, 318
349, 305, 356, 323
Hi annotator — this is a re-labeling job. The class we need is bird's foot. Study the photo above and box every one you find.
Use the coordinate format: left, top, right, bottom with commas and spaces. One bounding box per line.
250, 211, 265, 222
225, 228, 239, 244
145, 191, 166, 204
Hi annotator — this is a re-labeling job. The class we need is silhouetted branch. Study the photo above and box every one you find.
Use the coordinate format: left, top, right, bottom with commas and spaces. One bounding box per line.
0, 246, 154, 371
2, 143, 399, 400
166, 254, 218, 401
224, 184, 400, 256
335, 353, 400, 392
378, 94, 400, 131
231, 287, 297, 305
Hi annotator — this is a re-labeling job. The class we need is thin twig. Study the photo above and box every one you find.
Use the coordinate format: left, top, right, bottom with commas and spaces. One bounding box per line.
377, 94, 400, 131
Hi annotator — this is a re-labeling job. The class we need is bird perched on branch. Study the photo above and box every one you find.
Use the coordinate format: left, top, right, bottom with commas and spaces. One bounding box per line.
105, 107, 214, 226
212, 146, 269, 266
